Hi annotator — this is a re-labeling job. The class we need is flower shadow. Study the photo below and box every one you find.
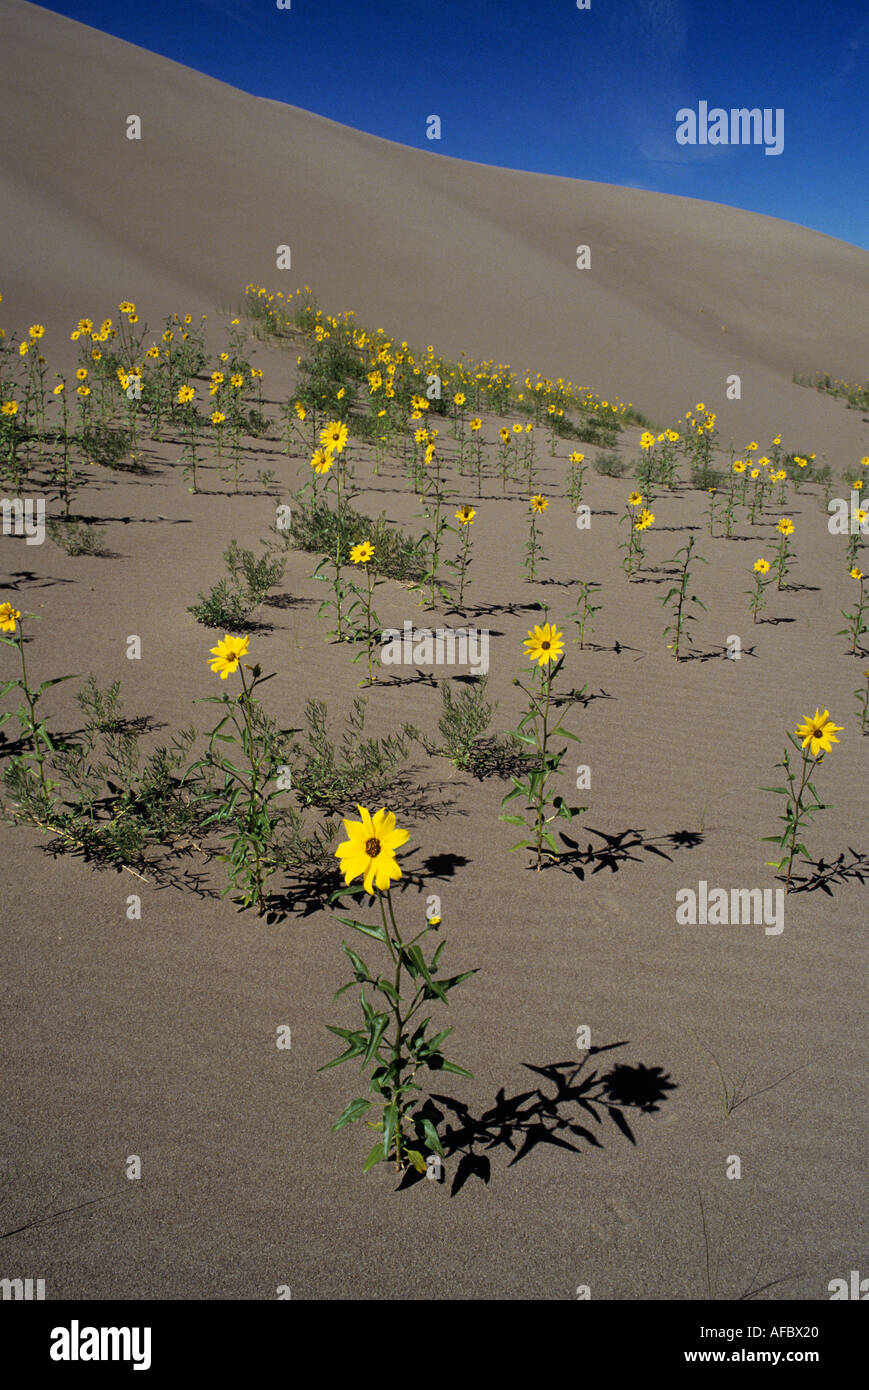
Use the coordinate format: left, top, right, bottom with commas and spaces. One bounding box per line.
554, 825, 704, 878
398, 1044, 677, 1194
785, 847, 869, 895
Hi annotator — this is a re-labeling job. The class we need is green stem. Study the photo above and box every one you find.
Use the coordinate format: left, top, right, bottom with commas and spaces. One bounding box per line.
381, 889, 406, 1169
784, 752, 812, 891
16, 621, 48, 794
237, 664, 266, 911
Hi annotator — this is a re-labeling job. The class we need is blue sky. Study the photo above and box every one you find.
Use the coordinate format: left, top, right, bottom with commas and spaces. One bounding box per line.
34, 0, 869, 249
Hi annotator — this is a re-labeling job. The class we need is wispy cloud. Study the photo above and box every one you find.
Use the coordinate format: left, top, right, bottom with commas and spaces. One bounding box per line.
195, 0, 263, 26
819, 12, 869, 88
638, 123, 735, 166
604, 0, 687, 60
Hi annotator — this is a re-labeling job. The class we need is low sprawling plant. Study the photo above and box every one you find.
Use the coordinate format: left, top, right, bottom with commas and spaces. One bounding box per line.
282, 697, 418, 815
188, 538, 285, 628
286, 496, 424, 583
46, 518, 107, 556
593, 449, 627, 478
1, 651, 204, 870
426, 676, 494, 772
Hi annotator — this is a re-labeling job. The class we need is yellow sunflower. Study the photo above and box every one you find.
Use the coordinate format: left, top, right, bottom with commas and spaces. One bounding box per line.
523, 622, 564, 667
0, 601, 21, 632
207, 634, 250, 680
530, 494, 548, 514
335, 806, 409, 894
320, 420, 348, 454
794, 709, 842, 758
455, 505, 476, 525
350, 541, 374, 564
311, 448, 333, 475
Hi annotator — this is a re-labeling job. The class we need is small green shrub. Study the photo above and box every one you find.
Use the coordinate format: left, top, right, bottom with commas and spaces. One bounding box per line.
287, 497, 425, 582
689, 461, 722, 490
280, 697, 419, 814
427, 677, 496, 770
79, 423, 132, 469
593, 450, 628, 478
189, 539, 285, 627
46, 518, 107, 555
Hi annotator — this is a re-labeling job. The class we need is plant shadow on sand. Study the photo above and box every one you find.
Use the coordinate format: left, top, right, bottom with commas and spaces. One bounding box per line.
677, 644, 759, 663
35, 834, 219, 897
396, 1042, 677, 1194
552, 825, 704, 878
266, 845, 470, 923
784, 847, 869, 895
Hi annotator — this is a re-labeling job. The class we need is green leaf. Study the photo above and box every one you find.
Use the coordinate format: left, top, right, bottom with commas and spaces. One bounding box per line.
421, 1027, 452, 1054
340, 941, 370, 980
405, 945, 447, 1002
382, 1101, 398, 1160
336, 914, 387, 943
499, 814, 527, 826
325, 1024, 364, 1042
37, 674, 78, 692
404, 1148, 428, 1174
362, 1013, 390, 1068
436, 1058, 474, 1078
319, 1040, 365, 1070
362, 1142, 384, 1172
421, 1116, 445, 1157
374, 976, 400, 1006
500, 785, 525, 805
440, 969, 478, 990
359, 986, 374, 1024
332, 1097, 372, 1131
409, 1018, 432, 1051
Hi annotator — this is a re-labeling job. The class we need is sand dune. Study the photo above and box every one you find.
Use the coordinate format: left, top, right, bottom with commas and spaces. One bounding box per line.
2, 0, 867, 445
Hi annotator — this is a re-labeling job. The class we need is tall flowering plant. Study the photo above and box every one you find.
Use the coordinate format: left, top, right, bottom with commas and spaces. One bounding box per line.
324, 809, 476, 1174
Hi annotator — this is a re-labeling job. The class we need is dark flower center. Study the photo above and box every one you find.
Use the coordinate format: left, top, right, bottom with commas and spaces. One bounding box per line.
365, 837, 381, 858
541, 641, 550, 650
